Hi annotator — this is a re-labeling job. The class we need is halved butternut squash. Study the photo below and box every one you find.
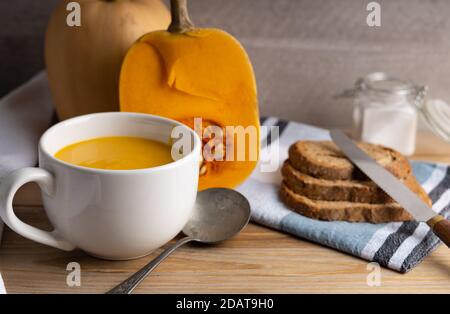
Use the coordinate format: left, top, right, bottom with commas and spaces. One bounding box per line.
120, 0, 260, 190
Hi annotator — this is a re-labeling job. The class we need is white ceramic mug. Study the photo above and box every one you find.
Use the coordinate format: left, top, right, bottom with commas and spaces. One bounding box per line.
0, 112, 201, 260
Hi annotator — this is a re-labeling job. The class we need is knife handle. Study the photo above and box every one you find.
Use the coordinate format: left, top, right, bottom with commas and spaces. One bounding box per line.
427, 215, 450, 248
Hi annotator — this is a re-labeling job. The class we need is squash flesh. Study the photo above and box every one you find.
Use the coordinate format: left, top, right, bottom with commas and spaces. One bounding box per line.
120, 28, 259, 190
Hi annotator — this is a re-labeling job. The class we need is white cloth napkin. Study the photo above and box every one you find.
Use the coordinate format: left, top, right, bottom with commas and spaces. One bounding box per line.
0, 71, 54, 237
0, 274, 5, 294
0, 71, 54, 293
0, 71, 54, 177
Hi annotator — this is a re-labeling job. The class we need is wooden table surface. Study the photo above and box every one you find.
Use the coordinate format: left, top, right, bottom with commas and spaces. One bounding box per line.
1, 130, 450, 293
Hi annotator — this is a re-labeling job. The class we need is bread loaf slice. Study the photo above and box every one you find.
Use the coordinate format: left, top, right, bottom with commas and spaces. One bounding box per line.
282, 160, 392, 203
288, 141, 411, 181
279, 182, 413, 223
282, 160, 431, 205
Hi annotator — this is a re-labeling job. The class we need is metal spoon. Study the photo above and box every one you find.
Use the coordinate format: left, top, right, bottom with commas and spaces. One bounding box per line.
107, 188, 251, 294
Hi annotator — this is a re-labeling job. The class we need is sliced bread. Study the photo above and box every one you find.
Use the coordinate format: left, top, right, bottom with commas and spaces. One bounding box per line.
281, 160, 431, 205
282, 160, 392, 203
288, 141, 411, 181
280, 140, 432, 223
279, 182, 413, 223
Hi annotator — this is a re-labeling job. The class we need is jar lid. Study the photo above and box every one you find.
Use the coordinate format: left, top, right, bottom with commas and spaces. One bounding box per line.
356, 72, 417, 96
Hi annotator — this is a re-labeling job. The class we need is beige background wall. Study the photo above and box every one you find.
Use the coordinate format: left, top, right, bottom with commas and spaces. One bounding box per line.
2, 0, 450, 127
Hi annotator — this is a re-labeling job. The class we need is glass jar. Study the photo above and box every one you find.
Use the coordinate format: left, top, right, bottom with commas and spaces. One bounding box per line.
351, 73, 422, 155
349, 72, 450, 156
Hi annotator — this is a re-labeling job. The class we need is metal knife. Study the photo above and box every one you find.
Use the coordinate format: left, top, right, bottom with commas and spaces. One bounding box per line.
330, 129, 450, 248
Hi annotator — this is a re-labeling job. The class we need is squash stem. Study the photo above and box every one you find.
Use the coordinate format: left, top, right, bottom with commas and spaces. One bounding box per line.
168, 0, 194, 33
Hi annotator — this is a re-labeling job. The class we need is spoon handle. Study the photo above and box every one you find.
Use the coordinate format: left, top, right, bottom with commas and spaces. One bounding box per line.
106, 236, 194, 294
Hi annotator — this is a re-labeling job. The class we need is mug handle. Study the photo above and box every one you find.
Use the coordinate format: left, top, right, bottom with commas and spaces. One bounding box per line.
0, 167, 75, 251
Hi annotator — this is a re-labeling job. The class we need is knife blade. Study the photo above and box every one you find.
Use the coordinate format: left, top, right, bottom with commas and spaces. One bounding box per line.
330, 129, 450, 247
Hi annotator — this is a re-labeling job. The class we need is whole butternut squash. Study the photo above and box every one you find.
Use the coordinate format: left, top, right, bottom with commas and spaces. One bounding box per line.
120, 0, 260, 190
45, 0, 170, 120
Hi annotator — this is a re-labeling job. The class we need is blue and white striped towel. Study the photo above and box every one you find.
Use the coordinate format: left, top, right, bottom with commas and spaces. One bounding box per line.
237, 117, 450, 273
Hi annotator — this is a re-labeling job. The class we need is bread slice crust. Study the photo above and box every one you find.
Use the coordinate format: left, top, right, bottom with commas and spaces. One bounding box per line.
288, 141, 412, 181
280, 182, 413, 223
282, 160, 392, 203
282, 160, 431, 206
